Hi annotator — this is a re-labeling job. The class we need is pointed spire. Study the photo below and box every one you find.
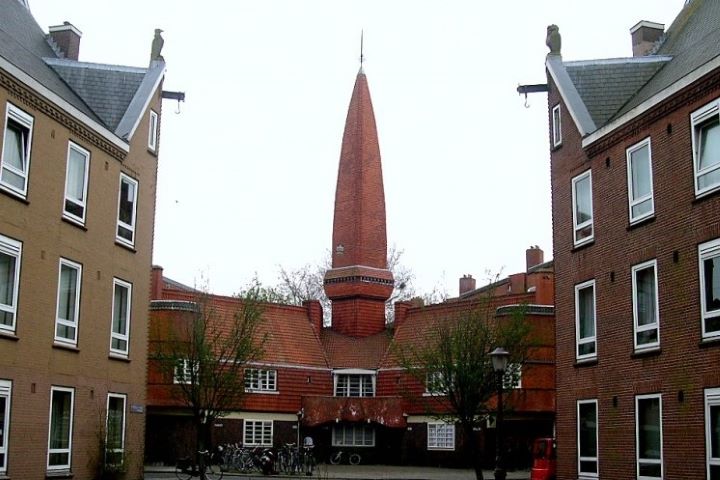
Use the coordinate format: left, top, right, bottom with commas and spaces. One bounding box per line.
359, 30, 365, 74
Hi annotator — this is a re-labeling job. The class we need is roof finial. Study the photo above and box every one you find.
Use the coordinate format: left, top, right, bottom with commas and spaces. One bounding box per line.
359, 30, 365, 73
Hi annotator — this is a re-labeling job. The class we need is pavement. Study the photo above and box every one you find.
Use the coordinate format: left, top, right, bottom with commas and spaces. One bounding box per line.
144, 464, 530, 480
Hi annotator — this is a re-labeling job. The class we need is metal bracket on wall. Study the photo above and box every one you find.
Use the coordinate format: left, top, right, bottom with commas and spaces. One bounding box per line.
162, 90, 186, 114
516, 83, 549, 108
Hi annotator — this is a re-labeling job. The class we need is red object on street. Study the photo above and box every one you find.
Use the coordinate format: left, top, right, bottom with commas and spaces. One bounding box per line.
530, 437, 557, 480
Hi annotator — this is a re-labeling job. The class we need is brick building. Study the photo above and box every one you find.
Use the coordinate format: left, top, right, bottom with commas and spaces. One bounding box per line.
147, 65, 555, 468
544, 1, 720, 478
0, 1, 166, 478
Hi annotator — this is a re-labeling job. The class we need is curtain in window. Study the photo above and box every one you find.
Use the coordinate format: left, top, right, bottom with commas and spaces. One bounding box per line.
0, 253, 15, 326
1, 124, 25, 189
66, 148, 86, 203
575, 177, 592, 224
112, 285, 127, 335
58, 266, 76, 322
636, 267, 656, 326
699, 118, 720, 171
578, 288, 594, 339
631, 146, 651, 200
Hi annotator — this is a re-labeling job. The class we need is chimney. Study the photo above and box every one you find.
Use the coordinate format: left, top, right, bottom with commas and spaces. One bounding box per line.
303, 300, 323, 332
630, 21, 664, 57
151, 265, 164, 300
48, 22, 82, 60
393, 301, 412, 330
526, 246, 544, 271
459, 274, 476, 296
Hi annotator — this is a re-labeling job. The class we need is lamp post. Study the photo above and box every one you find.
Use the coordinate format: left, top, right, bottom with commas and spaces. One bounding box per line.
489, 347, 510, 480
297, 408, 304, 448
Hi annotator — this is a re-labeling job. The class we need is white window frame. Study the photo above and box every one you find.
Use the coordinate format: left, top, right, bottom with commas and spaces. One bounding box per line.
244, 368, 277, 392
424, 370, 449, 396
632, 259, 660, 351
0, 380, 11, 473
572, 170, 594, 247
626, 137, 654, 224
105, 393, 126, 466
331, 424, 375, 447
552, 104, 562, 147
243, 420, 273, 447
691, 98, 720, 197
173, 359, 197, 384
110, 278, 132, 356
636, 394, 663, 480
55, 258, 82, 346
47, 386, 74, 470
1, 102, 34, 198
148, 110, 158, 151
0, 234, 22, 334
577, 399, 598, 479
62, 141, 90, 225
116, 174, 139, 247
427, 422, 455, 451
699, 238, 720, 340
333, 369, 376, 397
706, 388, 720, 480
575, 280, 597, 361
503, 363, 522, 389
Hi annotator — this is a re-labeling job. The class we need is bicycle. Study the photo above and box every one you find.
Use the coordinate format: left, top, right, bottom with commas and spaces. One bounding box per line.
175, 449, 224, 480
329, 449, 361, 465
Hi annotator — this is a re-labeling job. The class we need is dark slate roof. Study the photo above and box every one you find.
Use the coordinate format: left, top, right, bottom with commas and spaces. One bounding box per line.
566, 57, 668, 127
45, 59, 146, 132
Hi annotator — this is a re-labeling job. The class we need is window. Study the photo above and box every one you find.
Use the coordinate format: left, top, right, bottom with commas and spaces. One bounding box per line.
0, 380, 11, 473
116, 174, 138, 246
427, 422, 455, 450
148, 110, 158, 151
706, 388, 720, 480
62, 142, 90, 224
575, 280, 597, 360
334, 372, 375, 397
243, 420, 272, 446
632, 260, 659, 351
700, 239, 720, 339
572, 171, 594, 246
503, 363, 522, 389
626, 138, 654, 223
110, 279, 132, 356
244, 368, 277, 392
552, 104, 562, 147
55, 259, 82, 345
173, 359, 197, 384
48, 386, 74, 470
425, 371, 449, 395
0, 234, 21, 334
691, 99, 720, 196
636, 394, 662, 479
332, 424, 375, 447
577, 399, 598, 478
106, 394, 126, 466
1, 103, 33, 197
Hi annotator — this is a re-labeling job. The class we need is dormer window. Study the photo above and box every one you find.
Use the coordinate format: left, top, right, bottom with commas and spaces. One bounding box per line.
333, 369, 375, 397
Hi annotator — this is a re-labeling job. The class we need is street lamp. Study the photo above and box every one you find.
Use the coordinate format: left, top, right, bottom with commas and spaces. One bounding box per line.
297, 408, 304, 448
489, 347, 510, 480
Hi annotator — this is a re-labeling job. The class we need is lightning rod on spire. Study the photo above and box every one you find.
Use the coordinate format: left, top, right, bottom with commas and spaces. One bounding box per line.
360, 30, 365, 68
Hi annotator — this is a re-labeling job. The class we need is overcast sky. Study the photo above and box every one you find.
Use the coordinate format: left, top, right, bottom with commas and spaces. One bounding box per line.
29, 0, 684, 298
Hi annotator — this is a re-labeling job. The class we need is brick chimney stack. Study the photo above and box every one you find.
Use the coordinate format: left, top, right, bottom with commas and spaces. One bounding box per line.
48, 22, 82, 60
630, 21, 664, 57
526, 246, 544, 271
459, 274, 476, 296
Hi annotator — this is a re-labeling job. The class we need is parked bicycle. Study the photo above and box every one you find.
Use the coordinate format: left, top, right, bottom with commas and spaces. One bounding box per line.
175, 448, 224, 480
329, 449, 361, 465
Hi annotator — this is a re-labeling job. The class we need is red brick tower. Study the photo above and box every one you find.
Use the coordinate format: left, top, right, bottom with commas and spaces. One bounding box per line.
324, 67, 394, 337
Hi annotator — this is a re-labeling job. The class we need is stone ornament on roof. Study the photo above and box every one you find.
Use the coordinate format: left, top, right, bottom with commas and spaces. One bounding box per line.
150, 28, 164, 64
546, 24, 561, 55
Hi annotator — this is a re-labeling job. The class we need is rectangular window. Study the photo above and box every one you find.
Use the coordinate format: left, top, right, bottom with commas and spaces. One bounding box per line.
173, 359, 197, 384
55, 259, 82, 346
0, 234, 21, 334
116, 174, 138, 247
706, 388, 720, 480
575, 280, 597, 360
334, 373, 375, 397
1, 103, 33, 197
62, 142, 90, 224
425, 371, 448, 395
626, 138, 654, 223
572, 170, 594, 246
700, 239, 720, 339
243, 420, 273, 447
552, 104, 562, 147
244, 368, 277, 392
331, 424, 375, 447
106, 393, 126, 466
636, 394, 663, 479
48, 386, 74, 470
577, 399, 598, 478
503, 363, 522, 389
110, 279, 132, 356
0, 380, 11, 473
148, 110, 158, 151
691, 99, 720, 196
427, 422, 455, 450
632, 260, 659, 351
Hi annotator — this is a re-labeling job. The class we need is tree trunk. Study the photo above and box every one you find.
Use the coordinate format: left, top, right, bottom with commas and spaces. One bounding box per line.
195, 416, 207, 480
462, 421, 484, 480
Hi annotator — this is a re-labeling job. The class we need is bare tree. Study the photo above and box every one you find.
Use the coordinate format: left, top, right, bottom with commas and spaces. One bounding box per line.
152, 285, 267, 478
393, 293, 531, 480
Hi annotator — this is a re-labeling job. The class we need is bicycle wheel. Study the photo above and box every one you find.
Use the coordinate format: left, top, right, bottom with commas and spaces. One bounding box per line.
204, 462, 224, 480
174, 465, 193, 480
349, 453, 361, 465
329, 452, 341, 465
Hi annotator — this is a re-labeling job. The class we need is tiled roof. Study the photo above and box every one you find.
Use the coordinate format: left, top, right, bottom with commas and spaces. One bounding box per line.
320, 328, 392, 369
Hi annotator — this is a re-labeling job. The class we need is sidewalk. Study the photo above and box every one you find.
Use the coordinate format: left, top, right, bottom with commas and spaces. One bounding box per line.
145, 464, 530, 479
